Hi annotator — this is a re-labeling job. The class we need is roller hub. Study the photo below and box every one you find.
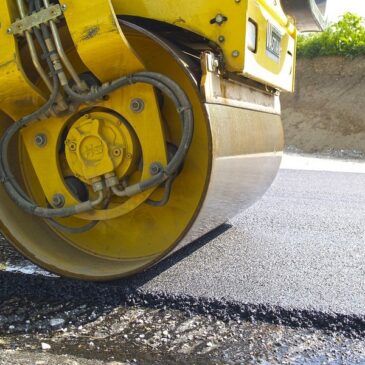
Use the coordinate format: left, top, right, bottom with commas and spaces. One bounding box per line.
0, 23, 284, 280
65, 111, 138, 184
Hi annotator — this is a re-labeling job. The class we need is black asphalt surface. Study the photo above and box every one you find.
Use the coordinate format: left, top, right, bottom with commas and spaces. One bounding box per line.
134, 168, 365, 322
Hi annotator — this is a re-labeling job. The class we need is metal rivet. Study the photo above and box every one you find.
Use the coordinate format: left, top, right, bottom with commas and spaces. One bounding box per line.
130, 98, 145, 113
218, 35, 225, 43
232, 50, 240, 57
35, 133, 47, 148
61, 4, 67, 11
112, 148, 122, 158
52, 194, 65, 208
68, 142, 77, 152
7, 28, 13, 34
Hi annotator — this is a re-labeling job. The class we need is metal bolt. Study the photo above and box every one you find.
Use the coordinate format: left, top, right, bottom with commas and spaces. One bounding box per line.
35, 133, 47, 148
150, 162, 163, 176
7, 28, 13, 34
215, 14, 225, 25
112, 148, 122, 158
52, 194, 65, 208
235, 0, 241, 3
126, 153, 133, 160
211, 14, 228, 26
130, 98, 145, 113
68, 142, 77, 152
232, 50, 240, 58
61, 4, 67, 11
218, 35, 225, 43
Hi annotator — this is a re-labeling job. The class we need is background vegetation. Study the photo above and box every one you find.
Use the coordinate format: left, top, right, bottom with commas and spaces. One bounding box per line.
297, 13, 365, 58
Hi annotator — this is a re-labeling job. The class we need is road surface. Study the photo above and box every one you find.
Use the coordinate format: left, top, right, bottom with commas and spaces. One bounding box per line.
0, 154, 364, 364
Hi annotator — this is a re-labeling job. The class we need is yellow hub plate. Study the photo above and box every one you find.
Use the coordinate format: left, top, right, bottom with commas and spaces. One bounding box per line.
65, 111, 138, 183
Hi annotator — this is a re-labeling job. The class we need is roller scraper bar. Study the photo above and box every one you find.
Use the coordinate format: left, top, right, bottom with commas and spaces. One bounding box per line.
281, 0, 328, 32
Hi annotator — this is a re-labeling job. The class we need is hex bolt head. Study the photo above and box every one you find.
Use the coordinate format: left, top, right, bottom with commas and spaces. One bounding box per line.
52, 194, 65, 208
130, 98, 145, 113
35, 134, 47, 148
150, 162, 163, 176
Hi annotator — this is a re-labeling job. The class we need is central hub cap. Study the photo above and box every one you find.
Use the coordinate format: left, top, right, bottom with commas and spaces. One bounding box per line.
80, 135, 105, 163
65, 112, 138, 184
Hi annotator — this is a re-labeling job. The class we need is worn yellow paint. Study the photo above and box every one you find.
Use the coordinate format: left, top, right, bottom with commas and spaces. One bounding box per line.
8, 0, 168, 221
21, 83, 168, 221
20, 29, 210, 260
0, 0, 44, 119
62, 0, 145, 81
113, 0, 296, 91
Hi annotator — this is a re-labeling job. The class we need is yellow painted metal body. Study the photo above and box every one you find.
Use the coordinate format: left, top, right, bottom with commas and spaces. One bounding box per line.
0, 1, 44, 119
114, 0, 297, 92
0, 0, 295, 279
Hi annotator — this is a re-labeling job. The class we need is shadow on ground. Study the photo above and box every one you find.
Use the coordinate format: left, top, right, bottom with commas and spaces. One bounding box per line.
0, 224, 232, 334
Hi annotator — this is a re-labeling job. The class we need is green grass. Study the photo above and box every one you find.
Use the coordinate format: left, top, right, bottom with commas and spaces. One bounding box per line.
297, 13, 365, 58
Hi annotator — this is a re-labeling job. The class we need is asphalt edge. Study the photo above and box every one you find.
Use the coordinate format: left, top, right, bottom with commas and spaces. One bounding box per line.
0, 271, 364, 336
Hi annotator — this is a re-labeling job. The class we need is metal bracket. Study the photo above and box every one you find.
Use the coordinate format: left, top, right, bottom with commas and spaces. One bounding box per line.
7, 4, 64, 36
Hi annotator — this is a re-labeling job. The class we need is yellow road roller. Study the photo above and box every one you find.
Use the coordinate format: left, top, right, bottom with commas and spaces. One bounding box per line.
0, 0, 326, 280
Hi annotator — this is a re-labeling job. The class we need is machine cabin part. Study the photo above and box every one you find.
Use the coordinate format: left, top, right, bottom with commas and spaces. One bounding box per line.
0, 0, 326, 280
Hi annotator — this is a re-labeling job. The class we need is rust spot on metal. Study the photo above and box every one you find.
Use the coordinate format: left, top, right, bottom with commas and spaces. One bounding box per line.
82, 26, 100, 41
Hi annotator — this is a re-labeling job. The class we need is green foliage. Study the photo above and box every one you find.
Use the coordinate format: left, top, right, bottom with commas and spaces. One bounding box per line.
297, 13, 365, 58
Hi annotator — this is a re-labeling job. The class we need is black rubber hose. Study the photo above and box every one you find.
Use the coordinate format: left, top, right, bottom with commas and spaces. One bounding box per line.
47, 197, 110, 234
146, 176, 176, 207
0, 76, 95, 217
64, 72, 194, 191
1, 5, 193, 218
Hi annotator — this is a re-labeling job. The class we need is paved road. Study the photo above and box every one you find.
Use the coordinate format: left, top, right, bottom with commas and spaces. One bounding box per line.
1, 160, 365, 331
132, 166, 365, 325
1, 159, 365, 363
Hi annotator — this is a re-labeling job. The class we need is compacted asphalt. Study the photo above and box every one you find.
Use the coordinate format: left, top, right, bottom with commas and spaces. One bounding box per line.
0, 156, 364, 364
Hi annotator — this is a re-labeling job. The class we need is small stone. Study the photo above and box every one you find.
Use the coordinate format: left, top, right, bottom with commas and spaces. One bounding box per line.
41, 342, 51, 350
207, 342, 213, 347
162, 330, 169, 336
50, 318, 65, 328
139, 334, 145, 339
89, 341, 95, 347
8, 325, 15, 330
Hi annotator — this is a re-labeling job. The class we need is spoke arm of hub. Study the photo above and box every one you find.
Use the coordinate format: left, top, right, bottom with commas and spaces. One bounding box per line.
21, 86, 168, 221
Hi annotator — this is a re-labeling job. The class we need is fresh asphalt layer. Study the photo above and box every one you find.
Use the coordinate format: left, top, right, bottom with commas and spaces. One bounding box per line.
1, 156, 365, 332
134, 167, 365, 319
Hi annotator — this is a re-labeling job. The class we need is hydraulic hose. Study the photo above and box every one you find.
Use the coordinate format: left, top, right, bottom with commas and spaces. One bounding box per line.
0, 6, 194, 219
64, 72, 194, 195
